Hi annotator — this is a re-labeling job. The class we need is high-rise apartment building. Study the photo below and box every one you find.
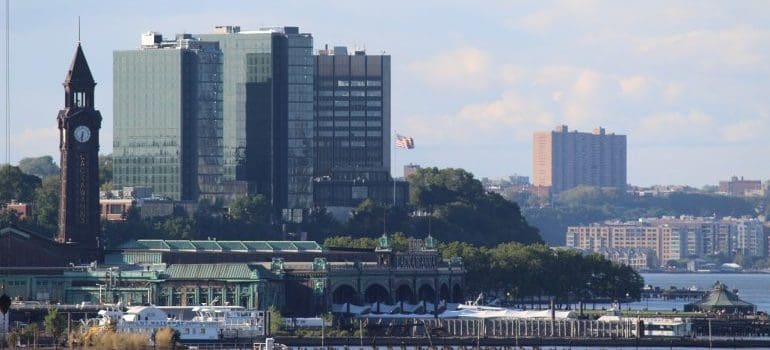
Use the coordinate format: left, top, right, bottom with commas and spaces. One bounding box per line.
113, 33, 223, 201
533, 125, 626, 195
312, 46, 407, 207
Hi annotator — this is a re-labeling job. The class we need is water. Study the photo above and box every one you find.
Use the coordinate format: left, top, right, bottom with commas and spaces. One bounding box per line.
629, 273, 770, 312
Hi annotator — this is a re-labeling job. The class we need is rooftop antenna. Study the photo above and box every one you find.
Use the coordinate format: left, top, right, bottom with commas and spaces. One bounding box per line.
77, 16, 81, 43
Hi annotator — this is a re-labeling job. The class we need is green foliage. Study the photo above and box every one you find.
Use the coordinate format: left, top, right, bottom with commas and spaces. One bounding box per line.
32, 175, 60, 234
0, 164, 41, 203
98, 154, 113, 188
407, 167, 542, 246
268, 305, 284, 335
441, 242, 644, 304
229, 194, 272, 225
299, 207, 341, 240
323, 232, 409, 251
18, 156, 59, 179
43, 308, 67, 342
345, 199, 409, 237
323, 235, 378, 249
0, 210, 20, 228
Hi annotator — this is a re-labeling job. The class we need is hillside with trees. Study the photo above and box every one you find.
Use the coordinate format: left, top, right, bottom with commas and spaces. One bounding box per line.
524, 185, 759, 245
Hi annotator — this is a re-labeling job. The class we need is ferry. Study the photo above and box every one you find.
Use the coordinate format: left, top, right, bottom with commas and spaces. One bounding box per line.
90, 303, 265, 341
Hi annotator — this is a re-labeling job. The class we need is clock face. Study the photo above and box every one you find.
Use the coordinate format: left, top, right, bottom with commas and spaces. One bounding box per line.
74, 125, 91, 143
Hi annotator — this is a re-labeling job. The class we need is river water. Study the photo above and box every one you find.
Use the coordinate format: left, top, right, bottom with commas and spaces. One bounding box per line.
629, 273, 770, 312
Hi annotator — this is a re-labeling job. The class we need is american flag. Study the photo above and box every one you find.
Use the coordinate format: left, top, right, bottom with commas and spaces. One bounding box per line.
395, 134, 415, 149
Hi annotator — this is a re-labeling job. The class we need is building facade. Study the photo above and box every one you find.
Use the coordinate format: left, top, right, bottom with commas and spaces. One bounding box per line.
533, 125, 626, 195
0, 236, 464, 317
313, 46, 405, 207
567, 216, 767, 268
113, 33, 223, 201
719, 176, 764, 197
114, 26, 314, 212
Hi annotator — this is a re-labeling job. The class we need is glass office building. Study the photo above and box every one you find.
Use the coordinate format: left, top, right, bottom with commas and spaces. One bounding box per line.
113, 33, 223, 200
198, 26, 314, 211
114, 27, 314, 211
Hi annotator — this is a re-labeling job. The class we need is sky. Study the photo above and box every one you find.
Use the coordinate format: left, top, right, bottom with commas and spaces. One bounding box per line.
1, 0, 769, 187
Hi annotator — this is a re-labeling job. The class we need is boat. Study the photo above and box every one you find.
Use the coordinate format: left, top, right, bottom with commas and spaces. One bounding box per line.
90, 304, 265, 341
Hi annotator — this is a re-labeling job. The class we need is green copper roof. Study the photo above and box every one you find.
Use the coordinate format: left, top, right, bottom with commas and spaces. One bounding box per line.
163, 263, 271, 280
118, 239, 323, 253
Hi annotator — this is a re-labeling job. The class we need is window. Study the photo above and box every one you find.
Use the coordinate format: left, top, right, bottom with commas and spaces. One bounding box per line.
74, 92, 86, 107
367, 80, 382, 86
351, 80, 366, 87
367, 90, 382, 97
337, 80, 349, 87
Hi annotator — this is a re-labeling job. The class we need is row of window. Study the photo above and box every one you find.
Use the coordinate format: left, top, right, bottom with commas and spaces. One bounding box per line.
316, 110, 382, 117
317, 130, 382, 137
316, 100, 382, 107
335, 80, 382, 87
317, 121, 382, 127
317, 90, 382, 97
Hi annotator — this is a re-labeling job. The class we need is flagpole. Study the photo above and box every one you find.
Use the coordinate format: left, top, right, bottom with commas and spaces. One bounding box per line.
393, 130, 397, 207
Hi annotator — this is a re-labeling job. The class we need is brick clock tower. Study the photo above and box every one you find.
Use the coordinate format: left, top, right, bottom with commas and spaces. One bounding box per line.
56, 43, 102, 256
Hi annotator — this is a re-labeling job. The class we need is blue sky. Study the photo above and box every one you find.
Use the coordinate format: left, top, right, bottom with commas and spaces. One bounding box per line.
1, 0, 769, 186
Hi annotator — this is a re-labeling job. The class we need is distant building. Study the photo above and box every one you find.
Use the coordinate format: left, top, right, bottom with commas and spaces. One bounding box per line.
566, 221, 683, 266
533, 125, 626, 195
2, 201, 31, 220
313, 46, 406, 207
404, 164, 421, 178
567, 216, 767, 267
719, 176, 763, 197
594, 247, 658, 271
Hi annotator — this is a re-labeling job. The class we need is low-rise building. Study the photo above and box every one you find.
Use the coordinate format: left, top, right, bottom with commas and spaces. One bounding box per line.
719, 176, 764, 197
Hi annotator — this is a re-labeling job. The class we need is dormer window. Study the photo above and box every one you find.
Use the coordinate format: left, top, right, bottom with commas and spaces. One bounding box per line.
74, 92, 86, 107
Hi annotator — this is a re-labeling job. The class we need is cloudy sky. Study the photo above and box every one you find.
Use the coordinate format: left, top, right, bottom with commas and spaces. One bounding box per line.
1, 0, 769, 186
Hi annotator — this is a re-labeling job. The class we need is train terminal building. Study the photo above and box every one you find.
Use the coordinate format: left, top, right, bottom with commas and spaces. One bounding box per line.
0, 228, 464, 316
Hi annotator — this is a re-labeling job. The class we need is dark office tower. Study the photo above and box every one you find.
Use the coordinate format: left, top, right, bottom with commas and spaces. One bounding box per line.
198, 26, 314, 212
113, 33, 223, 201
57, 43, 102, 251
314, 46, 406, 207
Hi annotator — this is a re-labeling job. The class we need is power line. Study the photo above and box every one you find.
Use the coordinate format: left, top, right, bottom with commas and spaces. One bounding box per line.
4, 0, 9, 165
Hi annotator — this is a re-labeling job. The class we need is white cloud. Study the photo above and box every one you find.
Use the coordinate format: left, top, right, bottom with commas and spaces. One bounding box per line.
402, 91, 555, 146
408, 47, 491, 88
721, 119, 766, 143
619, 75, 649, 96
636, 111, 715, 143
10, 127, 59, 162
638, 27, 770, 71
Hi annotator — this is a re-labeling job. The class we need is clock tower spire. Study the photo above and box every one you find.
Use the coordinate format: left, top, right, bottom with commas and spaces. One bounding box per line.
57, 43, 102, 255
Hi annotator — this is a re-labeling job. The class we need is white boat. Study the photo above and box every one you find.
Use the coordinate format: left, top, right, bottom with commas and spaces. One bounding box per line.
93, 304, 265, 341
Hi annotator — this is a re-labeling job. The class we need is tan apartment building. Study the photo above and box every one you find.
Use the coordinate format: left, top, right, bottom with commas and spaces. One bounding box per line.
566, 222, 683, 266
533, 125, 626, 195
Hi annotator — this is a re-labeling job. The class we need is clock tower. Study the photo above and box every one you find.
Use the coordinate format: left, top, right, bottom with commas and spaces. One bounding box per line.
56, 43, 102, 254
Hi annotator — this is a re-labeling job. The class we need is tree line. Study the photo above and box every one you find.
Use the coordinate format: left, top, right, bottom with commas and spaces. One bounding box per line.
323, 235, 644, 307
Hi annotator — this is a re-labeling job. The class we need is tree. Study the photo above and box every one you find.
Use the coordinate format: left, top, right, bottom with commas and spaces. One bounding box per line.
99, 154, 113, 190
32, 175, 60, 234
268, 305, 284, 335
0, 210, 20, 228
0, 164, 41, 203
229, 194, 272, 226
44, 308, 67, 346
18, 156, 59, 179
